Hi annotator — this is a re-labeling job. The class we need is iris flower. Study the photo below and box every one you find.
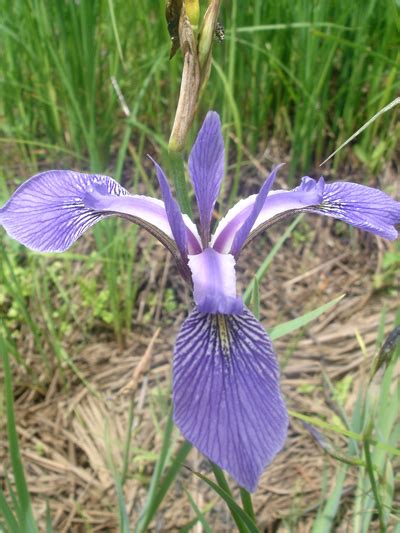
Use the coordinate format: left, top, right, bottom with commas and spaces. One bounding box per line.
1, 112, 399, 491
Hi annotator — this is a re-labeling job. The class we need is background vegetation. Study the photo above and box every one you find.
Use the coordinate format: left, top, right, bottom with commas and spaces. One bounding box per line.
0, 0, 399, 530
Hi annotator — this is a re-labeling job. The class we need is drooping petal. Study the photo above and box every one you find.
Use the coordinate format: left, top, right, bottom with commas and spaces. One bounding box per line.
173, 306, 288, 492
189, 111, 224, 245
150, 157, 202, 256
301, 178, 400, 240
212, 176, 400, 253
188, 247, 243, 314
0, 170, 201, 257
230, 165, 283, 256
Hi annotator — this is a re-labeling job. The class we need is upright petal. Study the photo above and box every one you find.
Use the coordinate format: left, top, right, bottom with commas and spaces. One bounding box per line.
188, 247, 243, 314
173, 306, 288, 492
230, 165, 283, 256
150, 157, 202, 256
189, 111, 224, 245
0, 170, 201, 257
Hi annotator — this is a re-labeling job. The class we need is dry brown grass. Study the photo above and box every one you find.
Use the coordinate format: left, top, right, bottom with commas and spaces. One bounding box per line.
1, 187, 399, 531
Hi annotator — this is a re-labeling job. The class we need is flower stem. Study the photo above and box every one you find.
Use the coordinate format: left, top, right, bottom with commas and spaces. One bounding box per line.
210, 462, 252, 532
364, 438, 386, 532
239, 487, 256, 523
168, 149, 193, 217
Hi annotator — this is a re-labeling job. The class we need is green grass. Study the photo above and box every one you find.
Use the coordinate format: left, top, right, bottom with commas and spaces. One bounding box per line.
0, 0, 398, 176
0, 338, 40, 533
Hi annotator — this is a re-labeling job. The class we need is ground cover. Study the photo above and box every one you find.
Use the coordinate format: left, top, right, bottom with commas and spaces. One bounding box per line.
1, 208, 399, 530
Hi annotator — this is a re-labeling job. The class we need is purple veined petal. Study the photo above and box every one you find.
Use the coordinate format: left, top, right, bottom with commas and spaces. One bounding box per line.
211, 179, 325, 253
212, 176, 400, 252
189, 111, 224, 246
0, 170, 201, 260
149, 157, 202, 256
303, 178, 400, 240
188, 247, 243, 314
230, 164, 283, 257
173, 306, 288, 492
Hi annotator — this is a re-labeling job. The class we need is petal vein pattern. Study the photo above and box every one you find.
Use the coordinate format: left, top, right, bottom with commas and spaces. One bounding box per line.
189, 111, 224, 245
173, 307, 288, 492
212, 175, 400, 252
0, 170, 201, 254
212, 185, 323, 253
304, 179, 400, 240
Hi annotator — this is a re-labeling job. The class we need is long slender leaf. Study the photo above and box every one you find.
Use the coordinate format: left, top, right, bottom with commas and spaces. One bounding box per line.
189, 469, 259, 533
270, 294, 345, 340
1, 337, 38, 533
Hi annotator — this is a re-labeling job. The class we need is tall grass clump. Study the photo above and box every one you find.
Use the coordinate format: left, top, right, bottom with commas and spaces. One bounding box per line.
0, 0, 398, 176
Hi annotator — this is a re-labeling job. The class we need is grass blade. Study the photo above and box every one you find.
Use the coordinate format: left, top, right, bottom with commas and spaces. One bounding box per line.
114, 473, 131, 533
135, 416, 192, 533
243, 215, 303, 305
183, 488, 213, 533
190, 469, 259, 533
269, 294, 345, 340
0, 336, 38, 533
320, 96, 400, 166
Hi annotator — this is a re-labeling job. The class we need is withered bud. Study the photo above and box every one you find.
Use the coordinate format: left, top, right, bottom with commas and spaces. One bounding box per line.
167, 0, 222, 151
168, 4, 200, 152
166, 0, 183, 59
198, 0, 221, 80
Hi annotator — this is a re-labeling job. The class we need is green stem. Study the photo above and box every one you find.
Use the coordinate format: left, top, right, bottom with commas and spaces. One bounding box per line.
364, 439, 386, 532
239, 487, 256, 524
135, 408, 174, 532
168, 149, 193, 217
210, 463, 248, 533
121, 395, 136, 484
251, 277, 260, 320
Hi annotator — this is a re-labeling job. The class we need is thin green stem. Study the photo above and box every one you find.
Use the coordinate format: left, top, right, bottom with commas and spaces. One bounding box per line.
239, 488, 256, 524
121, 395, 136, 484
210, 463, 249, 533
363, 439, 386, 533
251, 277, 260, 320
168, 149, 193, 217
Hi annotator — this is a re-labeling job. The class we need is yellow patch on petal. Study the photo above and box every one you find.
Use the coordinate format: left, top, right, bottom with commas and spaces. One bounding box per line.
216, 314, 230, 357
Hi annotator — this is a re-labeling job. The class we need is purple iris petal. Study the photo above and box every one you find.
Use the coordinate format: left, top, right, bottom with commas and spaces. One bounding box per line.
0, 170, 201, 255
230, 165, 283, 257
212, 181, 323, 253
300, 178, 400, 240
188, 247, 243, 314
189, 111, 224, 245
173, 306, 288, 492
149, 157, 197, 257
0, 170, 126, 252
212, 175, 400, 252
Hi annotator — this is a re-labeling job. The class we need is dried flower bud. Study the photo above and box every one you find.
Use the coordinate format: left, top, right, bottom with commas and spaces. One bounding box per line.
198, 0, 221, 89
168, 4, 200, 152
167, 0, 222, 151
166, 0, 183, 59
